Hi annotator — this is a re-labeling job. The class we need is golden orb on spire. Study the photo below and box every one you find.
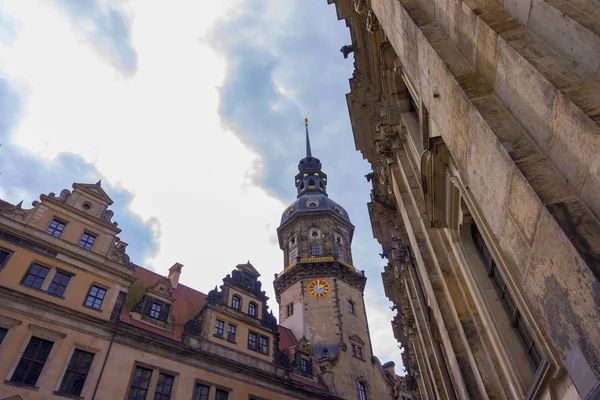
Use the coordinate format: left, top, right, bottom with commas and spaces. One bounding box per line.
305, 117, 308, 127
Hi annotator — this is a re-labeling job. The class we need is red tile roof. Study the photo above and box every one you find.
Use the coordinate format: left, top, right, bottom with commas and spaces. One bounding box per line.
278, 325, 297, 352
119, 264, 206, 341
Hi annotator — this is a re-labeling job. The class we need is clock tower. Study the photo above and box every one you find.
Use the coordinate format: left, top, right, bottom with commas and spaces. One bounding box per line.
274, 120, 392, 399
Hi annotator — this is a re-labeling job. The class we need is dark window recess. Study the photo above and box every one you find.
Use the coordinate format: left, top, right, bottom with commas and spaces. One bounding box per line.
46, 219, 66, 238
78, 233, 96, 250
337, 247, 344, 261
259, 336, 269, 354
127, 366, 152, 400
231, 295, 241, 310
312, 244, 320, 257
153, 373, 174, 400
296, 354, 313, 378
0, 229, 58, 258
0, 327, 7, 344
472, 225, 542, 369
352, 344, 357, 357
85, 285, 107, 310
193, 383, 210, 400
0, 249, 11, 269
58, 349, 94, 396
286, 303, 294, 317
248, 302, 257, 317
357, 346, 363, 359
10, 337, 54, 386
215, 389, 229, 400
142, 297, 170, 322
308, 179, 315, 187
47, 271, 72, 297
214, 320, 225, 338
227, 325, 236, 342
409, 94, 419, 121
248, 332, 257, 350
21, 263, 50, 289
348, 301, 355, 314
358, 382, 367, 400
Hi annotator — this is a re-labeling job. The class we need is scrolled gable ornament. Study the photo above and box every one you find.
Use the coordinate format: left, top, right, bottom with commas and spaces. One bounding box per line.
354, 0, 367, 14
366, 10, 380, 32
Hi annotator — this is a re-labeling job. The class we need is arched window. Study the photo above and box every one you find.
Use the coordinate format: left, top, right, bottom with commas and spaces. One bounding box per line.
231, 295, 241, 310
337, 246, 344, 261
357, 381, 367, 400
312, 244, 320, 257
248, 302, 257, 317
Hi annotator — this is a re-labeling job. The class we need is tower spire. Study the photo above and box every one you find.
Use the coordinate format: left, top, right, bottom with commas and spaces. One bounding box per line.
305, 117, 312, 158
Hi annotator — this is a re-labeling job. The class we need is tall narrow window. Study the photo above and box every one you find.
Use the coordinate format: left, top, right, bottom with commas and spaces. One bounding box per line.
352, 344, 357, 357
46, 219, 66, 238
84, 285, 107, 310
214, 320, 225, 338
47, 271, 72, 297
193, 383, 210, 400
10, 337, 54, 386
231, 295, 241, 310
227, 324, 236, 342
21, 264, 50, 289
300, 358, 308, 373
127, 366, 152, 400
248, 332, 257, 350
312, 244, 320, 257
348, 300, 355, 314
248, 302, 257, 317
286, 302, 294, 317
78, 233, 96, 250
337, 247, 344, 261
357, 346, 363, 359
154, 373, 174, 400
290, 249, 297, 264
215, 389, 229, 400
58, 349, 94, 396
259, 336, 269, 354
358, 381, 367, 400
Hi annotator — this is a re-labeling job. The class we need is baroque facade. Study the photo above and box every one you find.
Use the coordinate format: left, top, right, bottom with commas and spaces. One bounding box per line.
0, 127, 414, 399
327, 0, 600, 399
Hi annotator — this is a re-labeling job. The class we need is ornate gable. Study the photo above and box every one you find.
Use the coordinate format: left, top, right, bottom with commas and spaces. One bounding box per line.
349, 334, 365, 346
72, 181, 114, 205
295, 336, 314, 355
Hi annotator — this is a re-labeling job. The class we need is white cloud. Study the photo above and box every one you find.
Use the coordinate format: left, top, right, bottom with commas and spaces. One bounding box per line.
0, 0, 285, 309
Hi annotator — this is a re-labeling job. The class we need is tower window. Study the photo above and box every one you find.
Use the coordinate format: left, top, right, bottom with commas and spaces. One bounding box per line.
358, 381, 367, 400
286, 302, 294, 317
231, 295, 241, 310
348, 300, 355, 314
308, 179, 315, 187
311, 230, 319, 238
319, 181, 324, 190
290, 249, 297, 264
248, 302, 257, 317
337, 247, 344, 261
300, 182, 305, 191
312, 244, 320, 257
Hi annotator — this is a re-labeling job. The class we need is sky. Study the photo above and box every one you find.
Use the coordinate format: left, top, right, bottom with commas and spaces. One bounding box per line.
0, 0, 404, 371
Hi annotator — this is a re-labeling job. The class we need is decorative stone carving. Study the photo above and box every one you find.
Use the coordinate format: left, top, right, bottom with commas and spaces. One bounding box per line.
390, 238, 411, 272
101, 209, 114, 223
353, 0, 367, 14
48, 189, 71, 203
108, 238, 131, 265
1, 201, 34, 221
366, 10, 380, 32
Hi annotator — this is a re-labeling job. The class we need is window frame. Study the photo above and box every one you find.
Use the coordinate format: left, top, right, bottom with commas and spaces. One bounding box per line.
348, 300, 355, 315
286, 302, 294, 317
193, 381, 211, 400
56, 348, 95, 397
231, 295, 241, 310
46, 269, 73, 298
0, 247, 13, 272
20, 262, 51, 290
46, 218, 67, 238
154, 372, 175, 400
214, 320, 225, 338
226, 324, 237, 343
78, 231, 97, 251
259, 335, 269, 355
248, 302, 257, 317
83, 284, 108, 311
9, 336, 55, 387
247, 331, 258, 351
358, 381, 368, 400
312, 244, 320, 257
215, 388, 229, 400
126, 365, 153, 400
150, 302, 162, 319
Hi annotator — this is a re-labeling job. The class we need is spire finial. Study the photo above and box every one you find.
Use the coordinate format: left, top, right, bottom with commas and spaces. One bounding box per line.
305, 117, 312, 158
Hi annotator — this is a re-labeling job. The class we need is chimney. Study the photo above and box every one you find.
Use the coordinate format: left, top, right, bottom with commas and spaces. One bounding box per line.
168, 263, 183, 289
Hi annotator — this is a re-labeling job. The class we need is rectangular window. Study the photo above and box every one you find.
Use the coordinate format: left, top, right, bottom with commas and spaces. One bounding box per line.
0, 327, 7, 344
357, 346, 363, 359
352, 344, 356, 357
154, 373, 174, 400
290, 249, 297, 264
58, 349, 95, 396
248, 332, 257, 350
78, 233, 96, 250
127, 366, 152, 400
286, 303, 294, 317
193, 383, 210, 400
46, 219, 66, 238
47, 271, 72, 297
227, 324, 236, 342
214, 320, 224, 338
84, 285, 107, 310
10, 336, 54, 386
0, 249, 11, 269
259, 336, 269, 354
337, 248, 344, 261
300, 358, 308, 372
348, 301, 355, 314
150, 303, 162, 319
215, 389, 229, 400
312, 244, 320, 257
21, 263, 50, 289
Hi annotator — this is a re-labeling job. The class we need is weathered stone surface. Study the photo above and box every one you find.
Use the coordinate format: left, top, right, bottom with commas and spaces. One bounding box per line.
507, 168, 543, 244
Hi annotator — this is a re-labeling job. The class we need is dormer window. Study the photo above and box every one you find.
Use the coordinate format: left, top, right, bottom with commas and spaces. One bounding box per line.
231, 295, 241, 310
150, 303, 162, 319
46, 219, 66, 238
78, 232, 96, 250
248, 302, 257, 317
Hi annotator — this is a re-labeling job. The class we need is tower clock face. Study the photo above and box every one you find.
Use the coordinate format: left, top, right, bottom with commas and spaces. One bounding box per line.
308, 279, 330, 298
